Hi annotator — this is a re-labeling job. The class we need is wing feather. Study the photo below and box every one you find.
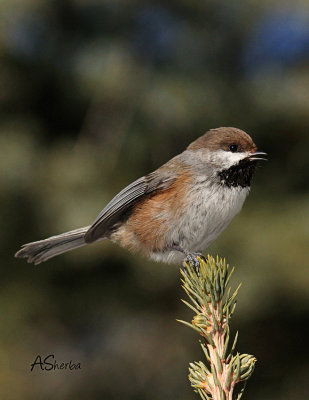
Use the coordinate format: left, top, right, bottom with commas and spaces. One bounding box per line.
84, 171, 177, 243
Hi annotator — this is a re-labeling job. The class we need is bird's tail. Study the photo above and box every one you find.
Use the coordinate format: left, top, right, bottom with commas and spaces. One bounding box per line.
15, 226, 92, 265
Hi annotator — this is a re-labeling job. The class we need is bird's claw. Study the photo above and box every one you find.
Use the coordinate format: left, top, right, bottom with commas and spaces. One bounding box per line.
183, 251, 205, 272
172, 244, 205, 273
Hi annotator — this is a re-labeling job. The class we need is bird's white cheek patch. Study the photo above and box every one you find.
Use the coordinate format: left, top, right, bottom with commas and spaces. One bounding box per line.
210, 150, 250, 169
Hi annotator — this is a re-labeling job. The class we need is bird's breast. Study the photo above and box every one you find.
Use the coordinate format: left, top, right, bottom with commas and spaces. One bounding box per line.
171, 179, 250, 251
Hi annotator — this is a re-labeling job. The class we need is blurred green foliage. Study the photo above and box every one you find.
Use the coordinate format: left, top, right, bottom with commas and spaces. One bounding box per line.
1, 0, 309, 399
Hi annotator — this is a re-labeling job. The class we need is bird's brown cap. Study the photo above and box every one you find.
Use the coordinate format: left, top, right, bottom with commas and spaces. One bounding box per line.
187, 127, 257, 153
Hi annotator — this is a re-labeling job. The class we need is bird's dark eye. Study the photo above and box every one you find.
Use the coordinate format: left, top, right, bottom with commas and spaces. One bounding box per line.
229, 144, 238, 153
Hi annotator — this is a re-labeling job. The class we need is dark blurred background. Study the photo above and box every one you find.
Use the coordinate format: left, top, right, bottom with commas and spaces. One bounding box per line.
2, 0, 309, 399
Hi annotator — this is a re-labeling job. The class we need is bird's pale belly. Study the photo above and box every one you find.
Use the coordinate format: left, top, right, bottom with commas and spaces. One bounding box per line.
150, 183, 250, 264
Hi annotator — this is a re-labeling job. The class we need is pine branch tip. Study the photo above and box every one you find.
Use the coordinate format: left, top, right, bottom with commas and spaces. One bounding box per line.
178, 253, 256, 399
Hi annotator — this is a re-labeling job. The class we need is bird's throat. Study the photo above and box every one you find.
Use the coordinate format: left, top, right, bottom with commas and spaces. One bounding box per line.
218, 159, 257, 188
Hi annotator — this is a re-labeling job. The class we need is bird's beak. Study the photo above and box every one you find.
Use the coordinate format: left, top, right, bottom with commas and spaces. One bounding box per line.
247, 151, 268, 161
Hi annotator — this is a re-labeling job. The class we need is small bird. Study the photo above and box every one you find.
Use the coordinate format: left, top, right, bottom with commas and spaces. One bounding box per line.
15, 127, 266, 266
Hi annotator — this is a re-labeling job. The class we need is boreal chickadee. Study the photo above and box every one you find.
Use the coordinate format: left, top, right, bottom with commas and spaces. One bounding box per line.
15, 127, 266, 266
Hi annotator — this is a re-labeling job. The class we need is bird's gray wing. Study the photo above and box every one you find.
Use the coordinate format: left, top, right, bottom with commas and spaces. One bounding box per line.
84, 170, 177, 243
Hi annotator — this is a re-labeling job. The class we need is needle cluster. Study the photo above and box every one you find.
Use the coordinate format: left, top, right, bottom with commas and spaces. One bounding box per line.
178, 256, 256, 400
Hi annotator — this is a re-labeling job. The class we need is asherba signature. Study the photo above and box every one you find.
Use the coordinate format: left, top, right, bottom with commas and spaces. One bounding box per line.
30, 354, 81, 371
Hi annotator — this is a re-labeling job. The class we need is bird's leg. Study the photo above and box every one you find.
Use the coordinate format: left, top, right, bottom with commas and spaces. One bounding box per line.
172, 245, 205, 271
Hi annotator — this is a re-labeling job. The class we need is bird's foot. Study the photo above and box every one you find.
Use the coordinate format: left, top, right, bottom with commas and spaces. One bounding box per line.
172, 245, 205, 272
184, 251, 205, 271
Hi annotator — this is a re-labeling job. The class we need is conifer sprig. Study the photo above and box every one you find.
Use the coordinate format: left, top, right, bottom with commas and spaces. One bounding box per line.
178, 255, 256, 400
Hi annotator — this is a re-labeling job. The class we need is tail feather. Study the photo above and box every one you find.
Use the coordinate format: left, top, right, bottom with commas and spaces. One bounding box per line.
15, 226, 92, 265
